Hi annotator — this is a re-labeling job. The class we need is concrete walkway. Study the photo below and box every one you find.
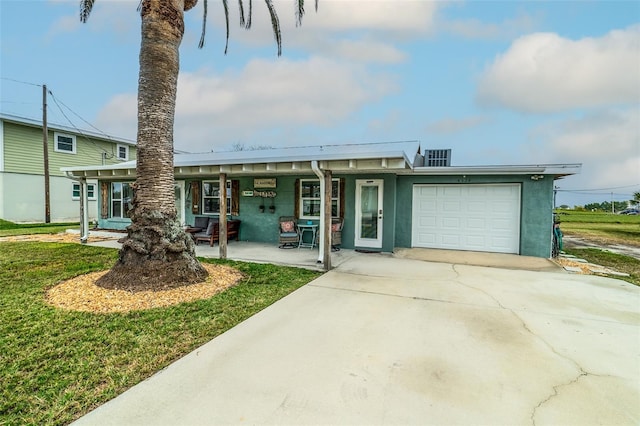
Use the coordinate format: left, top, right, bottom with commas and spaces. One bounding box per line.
73, 249, 640, 425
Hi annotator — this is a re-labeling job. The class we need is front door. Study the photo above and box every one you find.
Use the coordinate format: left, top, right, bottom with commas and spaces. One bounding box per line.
355, 179, 383, 248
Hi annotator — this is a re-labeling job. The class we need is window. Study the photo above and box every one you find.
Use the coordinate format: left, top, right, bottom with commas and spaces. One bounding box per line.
72, 183, 96, 200
116, 144, 129, 161
111, 182, 133, 218
54, 132, 76, 154
299, 179, 340, 220
202, 181, 232, 214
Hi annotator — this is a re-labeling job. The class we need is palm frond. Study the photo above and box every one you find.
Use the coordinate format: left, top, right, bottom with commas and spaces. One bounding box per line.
223, 0, 230, 54
295, 0, 304, 27
198, 0, 208, 48
79, 0, 95, 23
238, 0, 246, 29
264, 0, 282, 56
246, 0, 253, 29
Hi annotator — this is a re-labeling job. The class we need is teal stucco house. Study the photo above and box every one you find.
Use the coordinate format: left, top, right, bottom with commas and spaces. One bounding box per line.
62, 141, 580, 259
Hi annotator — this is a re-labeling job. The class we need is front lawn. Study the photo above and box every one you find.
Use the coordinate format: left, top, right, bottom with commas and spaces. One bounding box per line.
0, 219, 79, 237
0, 242, 321, 425
564, 248, 640, 286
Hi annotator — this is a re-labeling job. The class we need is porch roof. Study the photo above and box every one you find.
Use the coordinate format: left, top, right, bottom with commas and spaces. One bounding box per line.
61, 140, 422, 179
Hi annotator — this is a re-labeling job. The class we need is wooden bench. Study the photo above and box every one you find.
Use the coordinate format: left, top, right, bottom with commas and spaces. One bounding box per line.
194, 219, 241, 247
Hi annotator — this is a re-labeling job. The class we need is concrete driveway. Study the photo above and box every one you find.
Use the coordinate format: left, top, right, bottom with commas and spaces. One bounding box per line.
73, 252, 639, 425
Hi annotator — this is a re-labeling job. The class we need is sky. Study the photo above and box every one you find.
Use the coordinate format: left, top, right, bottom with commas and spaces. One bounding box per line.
1, 0, 639, 208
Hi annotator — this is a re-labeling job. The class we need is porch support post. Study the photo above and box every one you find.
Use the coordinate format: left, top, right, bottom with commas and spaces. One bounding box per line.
80, 178, 89, 244
323, 170, 332, 270
219, 173, 228, 259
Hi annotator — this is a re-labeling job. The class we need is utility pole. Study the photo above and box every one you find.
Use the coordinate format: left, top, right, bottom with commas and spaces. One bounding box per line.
43, 84, 51, 223
611, 192, 615, 214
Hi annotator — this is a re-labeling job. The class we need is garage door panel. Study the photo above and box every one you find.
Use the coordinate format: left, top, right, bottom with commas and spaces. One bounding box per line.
412, 184, 520, 254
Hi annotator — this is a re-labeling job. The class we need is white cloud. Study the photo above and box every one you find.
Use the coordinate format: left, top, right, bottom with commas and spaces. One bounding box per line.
528, 107, 640, 202
477, 26, 640, 113
96, 56, 398, 151
197, 0, 439, 62
47, 0, 138, 38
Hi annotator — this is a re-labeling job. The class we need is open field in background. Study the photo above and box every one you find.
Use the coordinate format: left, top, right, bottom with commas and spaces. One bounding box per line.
0, 241, 321, 425
555, 210, 640, 246
556, 210, 640, 286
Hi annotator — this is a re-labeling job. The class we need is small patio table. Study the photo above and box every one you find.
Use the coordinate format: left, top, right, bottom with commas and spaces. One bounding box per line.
298, 224, 317, 249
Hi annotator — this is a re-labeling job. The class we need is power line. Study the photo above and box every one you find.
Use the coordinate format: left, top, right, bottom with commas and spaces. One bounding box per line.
47, 89, 114, 159
556, 184, 640, 192
0, 77, 42, 87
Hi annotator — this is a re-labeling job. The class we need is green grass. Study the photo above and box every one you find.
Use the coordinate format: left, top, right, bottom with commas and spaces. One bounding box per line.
0, 242, 321, 426
564, 248, 640, 286
555, 210, 640, 245
0, 219, 79, 237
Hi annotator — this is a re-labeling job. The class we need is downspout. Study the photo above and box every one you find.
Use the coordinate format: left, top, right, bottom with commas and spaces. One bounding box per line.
311, 160, 325, 265
65, 171, 89, 243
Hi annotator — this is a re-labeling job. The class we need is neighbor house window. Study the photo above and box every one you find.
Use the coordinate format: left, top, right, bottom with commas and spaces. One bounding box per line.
299, 179, 340, 220
54, 132, 76, 154
72, 183, 96, 200
111, 182, 133, 218
116, 144, 129, 161
202, 181, 232, 214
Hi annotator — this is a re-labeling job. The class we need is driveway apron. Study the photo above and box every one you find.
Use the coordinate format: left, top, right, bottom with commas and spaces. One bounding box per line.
73, 253, 640, 425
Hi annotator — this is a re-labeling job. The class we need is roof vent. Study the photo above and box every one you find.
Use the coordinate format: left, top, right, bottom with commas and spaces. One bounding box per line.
425, 149, 451, 167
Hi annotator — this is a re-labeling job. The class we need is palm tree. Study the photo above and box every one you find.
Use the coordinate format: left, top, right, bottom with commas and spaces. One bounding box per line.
80, 0, 316, 291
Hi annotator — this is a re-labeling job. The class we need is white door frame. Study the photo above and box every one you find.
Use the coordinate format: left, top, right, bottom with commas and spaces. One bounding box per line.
355, 179, 384, 248
174, 180, 185, 226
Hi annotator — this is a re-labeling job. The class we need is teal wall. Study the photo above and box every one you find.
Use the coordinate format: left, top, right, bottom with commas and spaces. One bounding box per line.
96, 173, 556, 257
395, 175, 554, 257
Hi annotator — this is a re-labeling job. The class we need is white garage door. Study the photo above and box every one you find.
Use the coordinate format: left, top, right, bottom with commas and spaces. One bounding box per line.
412, 184, 521, 254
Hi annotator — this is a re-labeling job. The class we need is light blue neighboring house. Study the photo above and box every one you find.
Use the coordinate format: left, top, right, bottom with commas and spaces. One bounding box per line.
63, 141, 580, 259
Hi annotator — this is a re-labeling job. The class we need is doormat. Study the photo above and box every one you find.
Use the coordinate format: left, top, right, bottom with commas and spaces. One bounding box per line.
355, 249, 381, 254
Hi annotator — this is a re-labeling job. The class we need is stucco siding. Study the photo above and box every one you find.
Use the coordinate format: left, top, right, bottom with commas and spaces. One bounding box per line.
1, 172, 98, 222
395, 175, 554, 258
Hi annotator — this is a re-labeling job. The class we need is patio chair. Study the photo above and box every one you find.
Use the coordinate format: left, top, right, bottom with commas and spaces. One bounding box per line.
193, 218, 218, 245
331, 217, 344, 251
278, 216, 299, 248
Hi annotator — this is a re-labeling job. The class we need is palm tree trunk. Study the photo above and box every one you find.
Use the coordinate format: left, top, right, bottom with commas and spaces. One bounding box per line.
97, 0, 207, 291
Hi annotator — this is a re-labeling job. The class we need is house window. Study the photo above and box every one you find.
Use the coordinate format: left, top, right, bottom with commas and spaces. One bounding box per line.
116, 144, 129, 161
72, 183, 96, 200
202, 181, 232, 214
54, 132, 76, 154
299, 179, 340, 220
111, 182, 133, 218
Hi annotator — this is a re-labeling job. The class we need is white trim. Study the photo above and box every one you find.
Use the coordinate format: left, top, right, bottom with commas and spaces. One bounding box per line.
175, 181, 185, 225
298, 178, 340, 220
355, 179, 384, 248
72, 182, 96, 201
116, 144, 129, 161
53, 131, 76, 154
0, 119, 4, 171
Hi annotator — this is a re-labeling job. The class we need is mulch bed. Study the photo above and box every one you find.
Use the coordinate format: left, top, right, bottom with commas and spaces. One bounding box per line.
46, 263, 244, 313
1, 232, 245, 313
